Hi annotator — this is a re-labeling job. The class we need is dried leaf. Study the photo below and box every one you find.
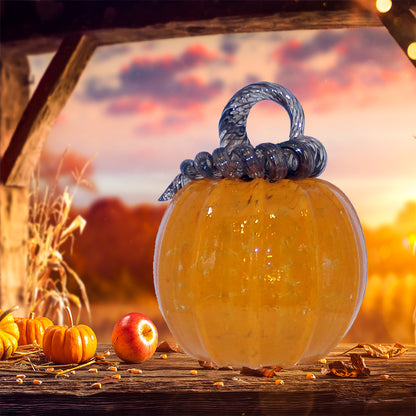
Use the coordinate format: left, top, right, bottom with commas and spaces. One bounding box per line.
156, 341, 183, 353
322, 353, 370, 378
240, 366, 282, 378
199, 361, 219, 370
342, 343, 407, 358
198, 360, 233, 371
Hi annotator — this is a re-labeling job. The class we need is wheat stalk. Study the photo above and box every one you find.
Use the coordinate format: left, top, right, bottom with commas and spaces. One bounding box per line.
27, 150, 94, 324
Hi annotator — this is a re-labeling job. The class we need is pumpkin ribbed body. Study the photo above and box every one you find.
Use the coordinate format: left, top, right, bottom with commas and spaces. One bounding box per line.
0, 307, 20, 360
15, 313, 53, 347
43, 308, 97, 364
43, 324, 97, 364
154, 178, 367, 368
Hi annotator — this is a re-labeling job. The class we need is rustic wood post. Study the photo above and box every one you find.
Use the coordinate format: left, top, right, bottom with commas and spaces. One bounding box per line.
0, 34, 96, 312
0, 50, 30, 311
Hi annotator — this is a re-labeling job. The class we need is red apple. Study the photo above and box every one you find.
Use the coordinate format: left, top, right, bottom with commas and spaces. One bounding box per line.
111, 313, 158, 363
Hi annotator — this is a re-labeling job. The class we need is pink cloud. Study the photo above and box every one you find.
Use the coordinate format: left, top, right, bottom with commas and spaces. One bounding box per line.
108, 97, 158, 115
84, 42, 224, 123
136, 108, 204, 136
270, 29, 413, 112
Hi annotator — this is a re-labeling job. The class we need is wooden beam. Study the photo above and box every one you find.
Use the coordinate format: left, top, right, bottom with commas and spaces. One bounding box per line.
0, 186, 28, 310
378, 1, 416, 68
0, 51, 29, 158
1, 0, 381, 55
0, 33, 97, 186
0, 51, 30, 311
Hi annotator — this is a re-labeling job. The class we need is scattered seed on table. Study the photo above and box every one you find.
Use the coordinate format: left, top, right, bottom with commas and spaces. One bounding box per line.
214, 381, 224, 387
33, 379, 42, 385
88, 368, 98, 373
127, 368, 143, 374
46, 367, 54, 373
380, 374, 390, 379
319, 358, 327, 364
95, 355, 106, 360
70, 370, 76, 375
112, 374, 121, 380
16, 378, 24, 385
107, 366, 117, 372
306, 373, 316, 380
16, 374, 26, 379
189, 370, 198, 375
91, 382, 102, 389
275, 379, 284, 385
160, 354, 168, 359
104, 350, 111, 356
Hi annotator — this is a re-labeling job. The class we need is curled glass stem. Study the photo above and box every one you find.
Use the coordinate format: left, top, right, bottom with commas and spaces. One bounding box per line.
159, 82, 327, 201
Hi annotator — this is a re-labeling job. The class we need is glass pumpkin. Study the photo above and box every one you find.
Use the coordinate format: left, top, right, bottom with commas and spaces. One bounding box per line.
153, 82, 367, 368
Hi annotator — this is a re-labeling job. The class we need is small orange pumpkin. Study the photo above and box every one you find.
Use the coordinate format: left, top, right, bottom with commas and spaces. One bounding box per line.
15, 312, 53, 347
43, 307, 97, 364
0, 306, 20, 360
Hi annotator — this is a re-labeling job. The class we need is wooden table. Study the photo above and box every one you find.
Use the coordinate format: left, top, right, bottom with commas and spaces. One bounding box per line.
0, 343, 414, 415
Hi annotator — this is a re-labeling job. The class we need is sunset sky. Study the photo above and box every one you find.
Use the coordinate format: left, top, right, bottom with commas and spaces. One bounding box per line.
29, 26, 416, 228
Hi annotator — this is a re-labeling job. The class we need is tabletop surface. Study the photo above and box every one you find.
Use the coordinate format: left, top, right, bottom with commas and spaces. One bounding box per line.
0, 342, 415, 415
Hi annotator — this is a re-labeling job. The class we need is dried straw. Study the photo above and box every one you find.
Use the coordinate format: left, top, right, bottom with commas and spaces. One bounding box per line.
28, 149, 95, 324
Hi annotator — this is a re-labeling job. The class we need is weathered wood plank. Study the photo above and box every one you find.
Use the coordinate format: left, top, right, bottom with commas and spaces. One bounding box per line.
0, 34, 96, 187
0, 344, 414, 415
0, 0, 381, 55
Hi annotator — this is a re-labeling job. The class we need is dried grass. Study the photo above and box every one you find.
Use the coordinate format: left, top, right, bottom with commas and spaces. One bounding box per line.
28, 149, 94, 324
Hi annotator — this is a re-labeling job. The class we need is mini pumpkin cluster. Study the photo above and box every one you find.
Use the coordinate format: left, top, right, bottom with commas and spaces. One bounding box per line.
0, 305, 97, 364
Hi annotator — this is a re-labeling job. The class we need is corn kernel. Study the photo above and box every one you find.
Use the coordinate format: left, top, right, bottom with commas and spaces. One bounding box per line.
380, 374, 390, 379
16, 378, 24, 385
91, 382, 102, 389
275, 379, 284, 385
306, 373, 316, 380
88, 368, 98, 373
214, 381, 224, 387
112, 374, 121, 380
319, 358, 327, 364
33, 379, 42, 385
16, 374, 26, 379
190, 370, 198, 375
104, 350, 111, 356
160, 354, 168, 359
382, 354, 390, 359
95, 355, 106, 360
127, 368, 143, 374
107, 366, 117, 372
46, 367, 54, 373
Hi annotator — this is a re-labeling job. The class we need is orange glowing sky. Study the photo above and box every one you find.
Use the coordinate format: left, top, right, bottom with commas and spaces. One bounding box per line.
29, 27, 416, 228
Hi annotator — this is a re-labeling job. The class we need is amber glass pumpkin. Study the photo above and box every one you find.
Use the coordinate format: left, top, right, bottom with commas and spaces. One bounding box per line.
154, 178, 367, 368
15, 312, 53, 347
154, 82, 367, 369
0, 306, 20, 360
43, 307, 97, 364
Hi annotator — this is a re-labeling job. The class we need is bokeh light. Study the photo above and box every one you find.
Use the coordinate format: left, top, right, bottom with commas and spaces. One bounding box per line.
407, 42, 416, 60
376, 0, 392, 13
